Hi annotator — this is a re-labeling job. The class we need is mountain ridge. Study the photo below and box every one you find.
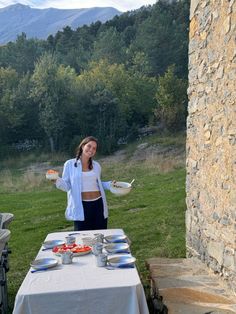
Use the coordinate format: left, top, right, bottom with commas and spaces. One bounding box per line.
0, 4, 121, 44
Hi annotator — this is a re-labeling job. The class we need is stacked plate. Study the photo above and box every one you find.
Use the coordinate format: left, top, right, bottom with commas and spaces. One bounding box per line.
104, 235, 127, 243
107, 255, 136, 268
104, 243, 130, 254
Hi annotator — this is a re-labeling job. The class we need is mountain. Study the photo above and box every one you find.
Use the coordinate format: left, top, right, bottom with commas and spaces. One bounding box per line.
0, 4, 121, 44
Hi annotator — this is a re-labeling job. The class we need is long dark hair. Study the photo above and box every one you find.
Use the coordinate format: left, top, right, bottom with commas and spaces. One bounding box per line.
74, 136, 98, 169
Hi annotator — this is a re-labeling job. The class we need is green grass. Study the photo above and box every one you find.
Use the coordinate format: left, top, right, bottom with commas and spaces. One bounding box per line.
0, 138, 186, 313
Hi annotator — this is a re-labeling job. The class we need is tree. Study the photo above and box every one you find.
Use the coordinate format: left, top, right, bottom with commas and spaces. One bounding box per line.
73, 75, 124, 154
31, 53, 78, 152
92, 27, 126, 64
0, 33, 44, 74
132, 0, 189, 77
154, 65, 187, 131
7, 73, 42, 143
91, 88, 121, 153
83, 60, 157, 129
128, 51, 151, 76
0, 67, 20, 144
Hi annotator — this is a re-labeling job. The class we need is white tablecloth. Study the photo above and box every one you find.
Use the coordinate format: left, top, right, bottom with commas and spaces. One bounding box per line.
13, 229, 149, 314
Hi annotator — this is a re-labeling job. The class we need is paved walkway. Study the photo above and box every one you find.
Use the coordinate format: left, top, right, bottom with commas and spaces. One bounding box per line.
146, 257, 236, 314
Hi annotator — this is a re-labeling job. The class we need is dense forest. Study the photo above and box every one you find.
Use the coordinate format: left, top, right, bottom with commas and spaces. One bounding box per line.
0, 0, 190, 156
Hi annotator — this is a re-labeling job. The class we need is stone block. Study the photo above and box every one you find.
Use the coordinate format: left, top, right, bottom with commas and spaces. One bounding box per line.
216, 66, 224, 79
212, 212, 220, 221
185, 211, 191, 232
207, 240, 224, 265
190, 0, 200, 20
203, 224, 218, 240
220, 229, 236, 246
189, 16, 198, 38
223, 16, 231, 34
215, 137, 223, 146
223, 253, 235, 271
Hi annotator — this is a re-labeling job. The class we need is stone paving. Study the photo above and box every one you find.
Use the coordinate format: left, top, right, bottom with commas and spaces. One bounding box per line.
146, 257, 236, 314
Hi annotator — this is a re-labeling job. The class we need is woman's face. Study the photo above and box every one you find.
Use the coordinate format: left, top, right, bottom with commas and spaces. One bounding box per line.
82, 141, 97, 158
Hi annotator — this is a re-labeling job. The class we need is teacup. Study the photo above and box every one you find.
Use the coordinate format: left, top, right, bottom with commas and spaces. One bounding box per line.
82, 237, 94, 246
61, 251, 73, 264
92, 242, 103, 256
94, 233, 104, 243
96, 253, 107, 267
65, 236, 76, 245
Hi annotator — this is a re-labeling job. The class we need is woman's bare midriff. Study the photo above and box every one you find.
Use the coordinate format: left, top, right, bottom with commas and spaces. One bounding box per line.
82, 191, 101, 200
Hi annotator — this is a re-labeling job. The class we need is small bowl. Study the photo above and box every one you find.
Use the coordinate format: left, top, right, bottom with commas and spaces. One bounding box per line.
110, 181, 132, 196
46, 170, 59, 180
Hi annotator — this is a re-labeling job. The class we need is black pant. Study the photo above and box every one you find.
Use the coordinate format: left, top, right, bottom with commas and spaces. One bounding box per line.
74, 197, 108, 231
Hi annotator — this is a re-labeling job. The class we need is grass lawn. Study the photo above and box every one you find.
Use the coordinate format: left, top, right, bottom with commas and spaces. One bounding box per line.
0, 135, 186, 313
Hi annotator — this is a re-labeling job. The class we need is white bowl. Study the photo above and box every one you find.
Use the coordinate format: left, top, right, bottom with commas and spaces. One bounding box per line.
46, 171, 59, 180
110, 181, 132, 196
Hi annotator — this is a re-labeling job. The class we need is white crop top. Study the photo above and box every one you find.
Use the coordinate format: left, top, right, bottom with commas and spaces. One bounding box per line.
81, 170, 100, 192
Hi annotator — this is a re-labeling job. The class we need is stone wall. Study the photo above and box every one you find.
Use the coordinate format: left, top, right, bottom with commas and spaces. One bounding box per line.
186, 0, 236, 290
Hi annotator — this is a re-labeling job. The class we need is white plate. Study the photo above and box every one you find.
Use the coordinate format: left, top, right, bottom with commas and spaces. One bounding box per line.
104, 235, 127, 243
73, 250, 91, 257
107, 255, 136, 267
30, 258, 58, 270
104, 243, 130, 253
54, 249, 92, 257
43, 240, 65, 249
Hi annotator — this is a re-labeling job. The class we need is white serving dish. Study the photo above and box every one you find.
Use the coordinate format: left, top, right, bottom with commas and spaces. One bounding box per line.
110, 181, 132, 196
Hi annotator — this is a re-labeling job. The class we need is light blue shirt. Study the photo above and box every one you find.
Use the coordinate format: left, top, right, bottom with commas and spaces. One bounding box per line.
56, 158, 111, 221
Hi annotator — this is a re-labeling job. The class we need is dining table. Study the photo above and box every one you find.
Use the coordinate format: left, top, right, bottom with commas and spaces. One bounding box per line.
13, 228, 149, 314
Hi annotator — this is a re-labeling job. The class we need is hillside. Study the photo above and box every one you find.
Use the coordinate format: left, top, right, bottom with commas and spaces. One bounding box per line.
0, 4, 121, 44
0, 133, 186, 193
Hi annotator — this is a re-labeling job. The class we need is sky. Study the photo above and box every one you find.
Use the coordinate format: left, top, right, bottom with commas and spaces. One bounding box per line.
0, 0, 157, 12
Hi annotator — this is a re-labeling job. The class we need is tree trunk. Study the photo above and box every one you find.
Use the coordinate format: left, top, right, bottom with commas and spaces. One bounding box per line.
49, 137, 54, 153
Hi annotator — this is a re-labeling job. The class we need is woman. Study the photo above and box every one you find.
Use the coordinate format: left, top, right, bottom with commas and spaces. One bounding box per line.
55, 136, 112, 231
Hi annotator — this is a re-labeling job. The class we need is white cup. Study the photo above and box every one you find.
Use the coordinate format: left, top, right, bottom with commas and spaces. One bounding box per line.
61, 251, 73, 264
82, 237, 94, 246
65, 236, 76, 245
92, 242, 103, 256
94, 233, 104, 243
96, 253, 107, 267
